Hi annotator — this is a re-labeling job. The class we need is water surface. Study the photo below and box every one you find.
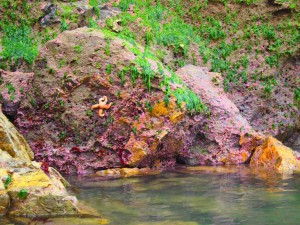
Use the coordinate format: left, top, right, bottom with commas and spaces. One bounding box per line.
3, 166, 300, 225
71, 166, 300, 225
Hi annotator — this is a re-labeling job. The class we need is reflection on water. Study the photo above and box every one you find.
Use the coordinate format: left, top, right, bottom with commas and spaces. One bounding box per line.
3, 165, 300, 225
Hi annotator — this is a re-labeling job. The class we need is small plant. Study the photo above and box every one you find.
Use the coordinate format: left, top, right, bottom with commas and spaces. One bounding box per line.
88, 17, 100, 29
60, 4, 73, 19
130, 65, 139, 85
58, 59, 66, 68
118, 68, 128, 85
132, 126, 137, 134
4, 175, 12, 189
59, 132, 67, 140
95, 62, 101, 69
109, 76, 114, 84
18, 189, 28, 200
173, 88, 207, 113
61, 19, 69, 32
135, 57, 154, 91
145, 100, 153, 112
241, 55, 249, 69
235, 0, 258, 5
263, 77, 277, 97
265, 55, 279, 68
29, 97, 36, 107
269, 39, 282, 53
86, 109, 93, 117
118, 0, 133, 11
261, 24, 276, 41
74, 45, 82, 54
105, 115, 114, 126
116, 90, 121, 99
44, 102, 50, 109
89, 0, 101, 18
105, 37, 112, 56
199, 17, 226, 41
106, 64, 112, 74
59, 100, 65, 107
145, 29, 154, 45
240, 70, 248, 83
6, 83, 16, 101
294, 87, 300, 106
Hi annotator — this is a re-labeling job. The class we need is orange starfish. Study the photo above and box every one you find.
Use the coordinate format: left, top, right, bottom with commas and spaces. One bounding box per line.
91, 96, 112, 117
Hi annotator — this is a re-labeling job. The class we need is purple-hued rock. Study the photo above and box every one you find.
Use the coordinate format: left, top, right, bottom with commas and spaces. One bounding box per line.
15, 28, 260, 174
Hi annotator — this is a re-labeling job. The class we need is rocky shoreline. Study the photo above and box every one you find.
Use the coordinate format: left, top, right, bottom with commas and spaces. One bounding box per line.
0, 0, 299, 219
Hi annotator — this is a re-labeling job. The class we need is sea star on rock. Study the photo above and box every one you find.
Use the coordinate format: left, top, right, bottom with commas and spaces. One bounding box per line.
91, 96, 112, 117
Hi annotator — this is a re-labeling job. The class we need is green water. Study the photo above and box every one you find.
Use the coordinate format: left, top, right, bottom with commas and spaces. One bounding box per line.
3, 166, 300, 225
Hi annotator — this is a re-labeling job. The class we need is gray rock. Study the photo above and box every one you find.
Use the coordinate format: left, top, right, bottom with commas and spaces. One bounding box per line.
40, 4, 59, 26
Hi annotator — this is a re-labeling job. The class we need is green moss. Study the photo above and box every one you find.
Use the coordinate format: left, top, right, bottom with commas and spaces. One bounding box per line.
106, 64, 112, 74
88, 17, 100, 29
294, 88, 300, 106
262, 77, 277, 97
74, 45, 83, 54
5, 83, 16, 101
89, 0, 101, 18
173, 88, 207, 114
61, 19, 69, 32
86, 109, 93, 117
1, 24, 38, 64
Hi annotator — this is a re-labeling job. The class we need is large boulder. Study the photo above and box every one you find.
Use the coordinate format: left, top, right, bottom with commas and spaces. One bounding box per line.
250, 136, 300, 174
15, 27, 262, 174
175, 65, 260, 165
0, 108, 86, 217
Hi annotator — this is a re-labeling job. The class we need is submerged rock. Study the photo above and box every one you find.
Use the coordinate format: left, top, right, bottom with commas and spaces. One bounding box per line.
95, 167, 160, 178
250, 136, 300, 174
0, 108, 88, 217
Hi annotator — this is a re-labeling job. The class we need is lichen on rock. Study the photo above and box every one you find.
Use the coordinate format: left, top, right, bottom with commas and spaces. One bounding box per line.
250, 136, 300, 174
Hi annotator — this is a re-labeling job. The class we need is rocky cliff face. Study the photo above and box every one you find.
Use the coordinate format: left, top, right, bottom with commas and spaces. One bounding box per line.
0, 107, 86, 217
14, 27, 263, 174
0, 0, 298, 177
